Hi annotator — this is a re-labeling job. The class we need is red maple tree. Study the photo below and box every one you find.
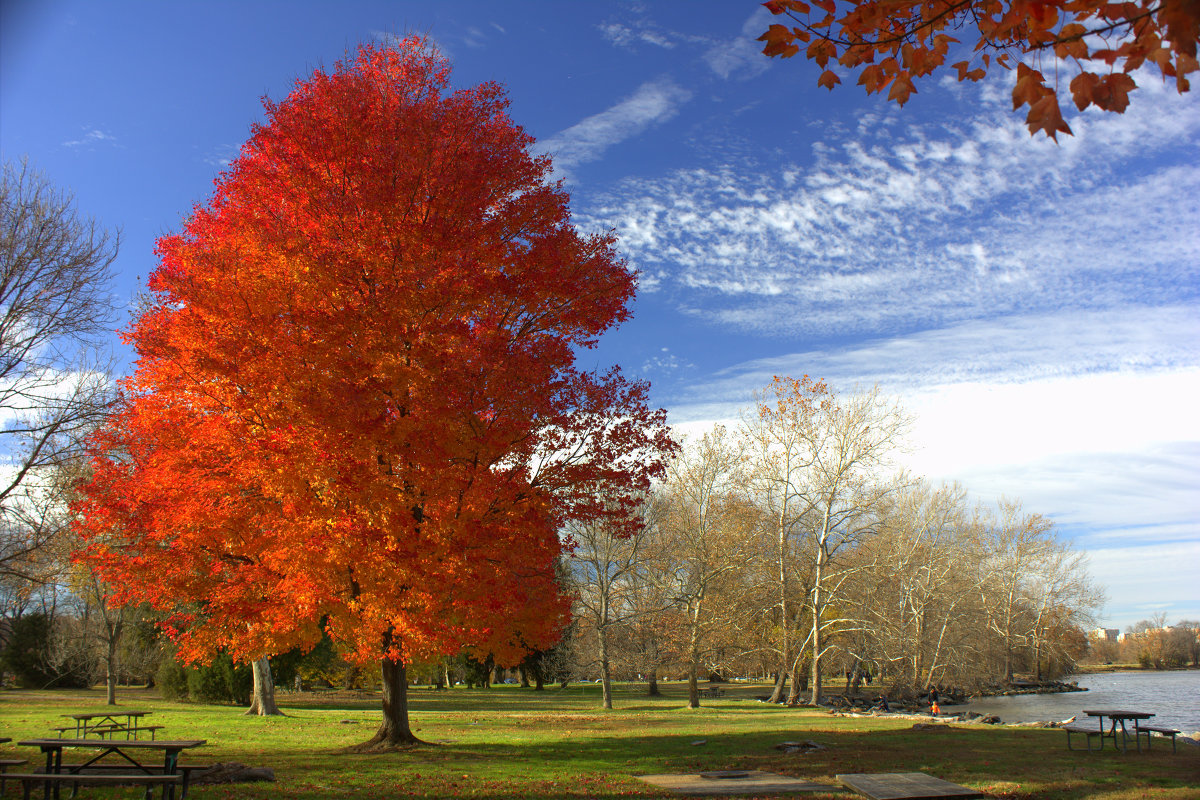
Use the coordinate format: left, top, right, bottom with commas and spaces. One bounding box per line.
73, 40, 674, 749
758, 0, 1199, 138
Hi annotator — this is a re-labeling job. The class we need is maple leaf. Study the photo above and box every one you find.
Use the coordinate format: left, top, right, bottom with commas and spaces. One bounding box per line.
1012, 62, 1050, 110
818, 69, 842, 89
888, 74, 917, 105
1069, 71, 1101, 110
1026, 93, 1073, 139
1094, 72, 1137, 112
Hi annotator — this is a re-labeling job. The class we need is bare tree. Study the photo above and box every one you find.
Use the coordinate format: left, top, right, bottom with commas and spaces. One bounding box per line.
1023, 543, 1103, 679
658, 426, 760, 709
783, 384, 909, 705
568, 497, 660, 709
853, 480, 982, 693
979, 499, 1057, 683
743, 375, 826, 703
0, 160, 117, 585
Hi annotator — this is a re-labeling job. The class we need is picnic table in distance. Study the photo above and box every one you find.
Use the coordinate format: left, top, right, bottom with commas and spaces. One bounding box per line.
57, 711, 161, 740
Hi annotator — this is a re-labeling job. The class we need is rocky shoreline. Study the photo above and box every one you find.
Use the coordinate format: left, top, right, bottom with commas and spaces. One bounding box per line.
809, 678, 1086, 714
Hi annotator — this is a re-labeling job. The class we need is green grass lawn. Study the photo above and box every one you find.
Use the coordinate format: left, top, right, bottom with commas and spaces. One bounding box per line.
2, 682, 1197, 799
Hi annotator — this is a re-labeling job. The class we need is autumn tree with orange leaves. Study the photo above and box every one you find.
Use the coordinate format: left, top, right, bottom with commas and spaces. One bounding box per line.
72, 40, 674, 750
758, 0, 1199, 138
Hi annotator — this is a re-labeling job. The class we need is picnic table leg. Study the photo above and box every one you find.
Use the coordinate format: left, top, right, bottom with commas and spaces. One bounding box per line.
162, 749, 180, 800
45, 746, 62, 800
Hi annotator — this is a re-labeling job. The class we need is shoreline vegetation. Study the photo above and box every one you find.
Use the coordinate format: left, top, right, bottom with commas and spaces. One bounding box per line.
2, 682, 1196, 800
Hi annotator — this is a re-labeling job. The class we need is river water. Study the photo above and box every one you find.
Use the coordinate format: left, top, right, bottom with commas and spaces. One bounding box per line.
945, 671, 1200, 734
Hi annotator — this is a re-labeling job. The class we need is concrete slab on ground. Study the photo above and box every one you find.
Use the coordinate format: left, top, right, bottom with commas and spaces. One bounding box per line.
636, 770, 829, 795
837, 772, 985, 799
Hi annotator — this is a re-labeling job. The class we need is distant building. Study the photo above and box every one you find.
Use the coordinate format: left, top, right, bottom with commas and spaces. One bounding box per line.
1091, 628, 1120, 642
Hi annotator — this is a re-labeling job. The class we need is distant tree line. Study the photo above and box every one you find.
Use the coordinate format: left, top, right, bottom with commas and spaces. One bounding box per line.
561, 379, 1106, 708
1085, 616, 1200, 670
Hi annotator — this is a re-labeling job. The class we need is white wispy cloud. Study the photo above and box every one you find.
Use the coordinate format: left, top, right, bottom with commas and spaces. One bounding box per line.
62, 128, 117, 148
203, 144, 240, 169
665, 306, 1199, 420
578, 77, 1200, 337
534, 77, 693, 177
599, 21, 677, 50
640, 347, 694, 377
704, 8, 774, 80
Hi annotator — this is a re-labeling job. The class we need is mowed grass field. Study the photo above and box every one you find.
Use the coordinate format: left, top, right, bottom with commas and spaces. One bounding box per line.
1, 682, 1197, 799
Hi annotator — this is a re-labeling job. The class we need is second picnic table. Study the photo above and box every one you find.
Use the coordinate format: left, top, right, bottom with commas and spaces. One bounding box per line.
57, 711, 159, 740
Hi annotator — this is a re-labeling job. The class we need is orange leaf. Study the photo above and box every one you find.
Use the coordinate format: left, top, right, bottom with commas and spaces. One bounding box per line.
1053, 23, 1090, 59
1026, 93, 1072, 139
1012, 62, 1048, 110
759, 24, 801, 58
818, 69, 842, 89
887, 74, 916, 106
1069, 71, 1100, 110
1095, 73, 1136, 112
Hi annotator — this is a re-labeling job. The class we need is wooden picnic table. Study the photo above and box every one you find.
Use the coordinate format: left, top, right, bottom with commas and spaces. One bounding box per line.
17, 738, 205, 800
1083, 709, 1155, 753
58, 711, 160, 740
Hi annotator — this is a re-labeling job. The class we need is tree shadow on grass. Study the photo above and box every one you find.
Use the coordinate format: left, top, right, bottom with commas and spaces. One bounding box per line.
215, 723, 1200, 800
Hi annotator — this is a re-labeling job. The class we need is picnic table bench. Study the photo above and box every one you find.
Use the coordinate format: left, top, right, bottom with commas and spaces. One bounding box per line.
1134, 724, 1182, 753
1, 756, 30, 795
3, 771, 181, 800
1062, 723, 1106, 751
699, 687, 725, 699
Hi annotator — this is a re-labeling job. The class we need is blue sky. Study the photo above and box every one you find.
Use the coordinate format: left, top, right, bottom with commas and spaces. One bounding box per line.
3, 1, 1197, 632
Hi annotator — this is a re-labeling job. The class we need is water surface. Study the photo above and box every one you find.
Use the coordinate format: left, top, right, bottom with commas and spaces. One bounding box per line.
946, 670, 1200, 733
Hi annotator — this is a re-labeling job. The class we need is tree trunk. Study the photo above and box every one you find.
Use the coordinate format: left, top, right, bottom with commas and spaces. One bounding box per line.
771, 513, 790, 706
599, 626, 613, 709
788, 657, 806, 705
434, 660, 445, 690
105, 634, 118, 706
356, 659, 421, 749
647, 667, 660, 696
343, 663, 361, 690
768, 667, 787, 704
810, 544, 825, 706
245, 657, 285, 716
